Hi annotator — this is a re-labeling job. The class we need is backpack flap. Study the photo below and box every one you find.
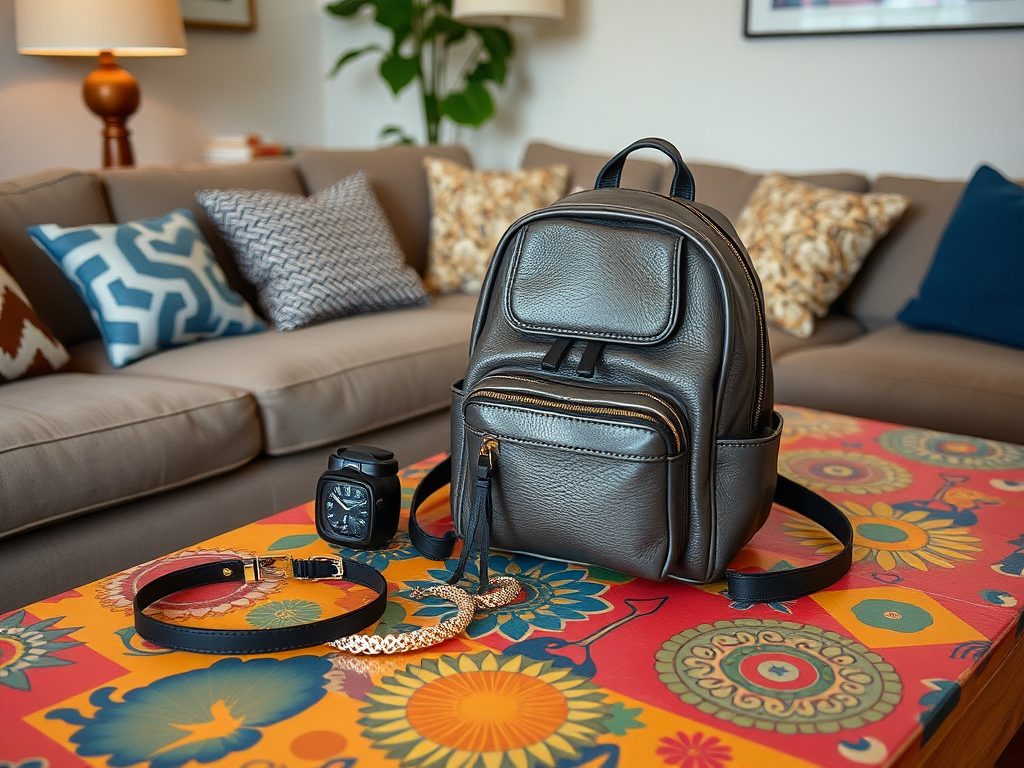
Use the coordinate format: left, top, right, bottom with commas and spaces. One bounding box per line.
504, 218, 684, 346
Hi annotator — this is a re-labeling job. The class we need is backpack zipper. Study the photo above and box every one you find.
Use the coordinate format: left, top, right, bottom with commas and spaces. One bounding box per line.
489, 373, 686, 447
677, 203, 766, 432
469, 389, 683, 453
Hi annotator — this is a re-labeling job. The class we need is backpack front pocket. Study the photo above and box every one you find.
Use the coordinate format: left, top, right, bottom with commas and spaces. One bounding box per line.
461, 373, 688, 580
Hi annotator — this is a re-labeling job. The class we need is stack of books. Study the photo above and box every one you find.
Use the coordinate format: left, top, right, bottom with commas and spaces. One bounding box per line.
204, 135, 288, 164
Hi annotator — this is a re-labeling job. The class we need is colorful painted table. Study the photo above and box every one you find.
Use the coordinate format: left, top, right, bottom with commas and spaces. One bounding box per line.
4, 407, 1024, 768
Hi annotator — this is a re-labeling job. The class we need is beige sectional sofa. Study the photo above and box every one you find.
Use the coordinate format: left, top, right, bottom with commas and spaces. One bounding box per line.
1, 141, 1020, 612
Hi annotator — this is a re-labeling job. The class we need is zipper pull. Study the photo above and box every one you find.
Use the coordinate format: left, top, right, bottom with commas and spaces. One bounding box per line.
576, 341, 605, 378
541, 337, 575, 372
477, 436, 499, 480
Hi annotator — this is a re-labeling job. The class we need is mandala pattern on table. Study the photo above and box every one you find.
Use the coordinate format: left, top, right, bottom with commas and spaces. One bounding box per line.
45, 656, 332, 768
778, 450, 912, 495
777, 406, 861, 441
358, 651, 617, 768
656, 730, 733, 767
0, 611, 81, 691
246, 599, 322, 629
96, 548, 284, 620
655, 619, 902, 733
408, 554, 612, 641
879, 429, 1024, 470
329, 531, 422, 572
784, 500, 982, 571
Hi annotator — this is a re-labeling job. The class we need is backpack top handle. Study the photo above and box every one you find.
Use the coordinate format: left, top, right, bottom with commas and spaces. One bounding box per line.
595, 137, 696, 202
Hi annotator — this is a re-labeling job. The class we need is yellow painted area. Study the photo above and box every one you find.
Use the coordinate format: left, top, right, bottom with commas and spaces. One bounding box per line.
811, 586, 986, 648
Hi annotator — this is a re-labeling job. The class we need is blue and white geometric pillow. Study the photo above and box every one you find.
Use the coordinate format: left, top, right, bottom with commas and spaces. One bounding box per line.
28, 209, 265, 367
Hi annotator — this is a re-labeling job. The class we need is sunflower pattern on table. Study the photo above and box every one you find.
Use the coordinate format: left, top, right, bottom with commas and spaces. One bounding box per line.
407, 554, 612, 641
784, 500, 983, 571
358, 651, 618, 768
0, 611, 81, 691
778, 450, 913, 495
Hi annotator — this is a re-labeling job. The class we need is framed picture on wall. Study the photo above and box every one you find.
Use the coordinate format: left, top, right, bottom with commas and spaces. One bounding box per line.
745, 0, 1024, 37
179, 0, 257, 31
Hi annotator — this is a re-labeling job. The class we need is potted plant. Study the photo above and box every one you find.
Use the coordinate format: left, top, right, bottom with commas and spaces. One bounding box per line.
327, 0, 514, 145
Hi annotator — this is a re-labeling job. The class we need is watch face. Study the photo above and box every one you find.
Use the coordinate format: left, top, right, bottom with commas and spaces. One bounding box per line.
323, 481, 371, 543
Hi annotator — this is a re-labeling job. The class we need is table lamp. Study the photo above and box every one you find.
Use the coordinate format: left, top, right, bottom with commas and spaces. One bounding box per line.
15, 0, 187, 168
452, 0, 566, 22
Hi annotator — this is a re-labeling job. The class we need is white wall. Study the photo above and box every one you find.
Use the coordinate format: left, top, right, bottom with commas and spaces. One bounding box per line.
323, 0, 1024, 179
0, 0, 326, 180
1, 1, 1020, 181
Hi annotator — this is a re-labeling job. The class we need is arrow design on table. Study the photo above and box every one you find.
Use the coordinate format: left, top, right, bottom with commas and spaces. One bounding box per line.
504, 596, 668, 678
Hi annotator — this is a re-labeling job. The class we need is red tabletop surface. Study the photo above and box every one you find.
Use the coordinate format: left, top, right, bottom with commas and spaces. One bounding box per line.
3, 406, 1024, 768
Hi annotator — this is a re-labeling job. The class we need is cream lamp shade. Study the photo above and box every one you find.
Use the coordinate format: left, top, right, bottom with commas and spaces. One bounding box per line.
14, 0, 187, 168
452, 0, 565, 22
15, 0, 187, 56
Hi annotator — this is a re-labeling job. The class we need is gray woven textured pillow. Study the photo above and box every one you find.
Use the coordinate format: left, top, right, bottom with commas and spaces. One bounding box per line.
197, 171, 429, 331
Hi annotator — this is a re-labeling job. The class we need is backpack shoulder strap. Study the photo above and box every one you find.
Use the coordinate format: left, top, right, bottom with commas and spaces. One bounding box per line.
408, 456, 459, 560
408, 458, 854, 603
725, 474, 854, 602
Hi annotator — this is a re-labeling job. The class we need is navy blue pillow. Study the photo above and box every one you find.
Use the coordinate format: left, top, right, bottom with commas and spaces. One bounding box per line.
898, 164, 1024, 349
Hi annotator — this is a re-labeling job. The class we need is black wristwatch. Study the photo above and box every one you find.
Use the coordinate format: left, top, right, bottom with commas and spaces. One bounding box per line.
315, 445, 401, 550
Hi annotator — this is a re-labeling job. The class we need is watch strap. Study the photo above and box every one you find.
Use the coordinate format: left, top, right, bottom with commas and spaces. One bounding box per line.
133, 556, 387, 654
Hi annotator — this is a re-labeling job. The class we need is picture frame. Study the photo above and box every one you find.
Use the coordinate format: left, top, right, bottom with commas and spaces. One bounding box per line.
745, 0, 1024, 37
179, 0, 257, 31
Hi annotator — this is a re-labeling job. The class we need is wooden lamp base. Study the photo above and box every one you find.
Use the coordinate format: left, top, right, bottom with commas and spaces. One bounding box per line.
82, 51, 139, 168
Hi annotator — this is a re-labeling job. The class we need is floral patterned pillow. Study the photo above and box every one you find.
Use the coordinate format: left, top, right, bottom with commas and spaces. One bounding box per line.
0, 262, 69, 382
736, 174, 909, 338
423, 157, 569, 294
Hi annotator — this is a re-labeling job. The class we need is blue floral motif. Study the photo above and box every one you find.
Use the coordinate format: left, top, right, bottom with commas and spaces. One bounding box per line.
329, 531, 421, 572
46, 655, 332, 768
406, 554, 611, 641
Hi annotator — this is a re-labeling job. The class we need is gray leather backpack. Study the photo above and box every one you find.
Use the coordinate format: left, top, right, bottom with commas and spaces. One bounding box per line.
411, 138, 853, 603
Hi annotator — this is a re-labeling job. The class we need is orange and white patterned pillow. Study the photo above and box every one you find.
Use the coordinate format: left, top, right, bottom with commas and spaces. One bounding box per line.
423, 157, 570, 294
736, 174, 909, 338
0, 263, 70, 382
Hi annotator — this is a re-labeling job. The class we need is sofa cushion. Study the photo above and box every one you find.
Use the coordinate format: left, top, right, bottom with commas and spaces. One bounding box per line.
768, 312, 864, 362
736, 174, 908, 338
198, 171, 429, 331
0, 169, 109, 347
295, 145, 473, 276
521, 141, 665, 195
773, 324, 1024, 445
683, 163, 871, 223
0, 262, 70, 381
840, 175, 965, 330
29, 209, 266, 367
423, 157, 569, 294
70, 294, 477, 455
898, 165, 1024, 349
0, 372, 261, 540
102, 159, 305, 318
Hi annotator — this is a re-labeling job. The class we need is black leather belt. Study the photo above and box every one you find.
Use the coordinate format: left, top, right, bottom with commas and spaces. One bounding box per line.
133, 555, 387, 654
